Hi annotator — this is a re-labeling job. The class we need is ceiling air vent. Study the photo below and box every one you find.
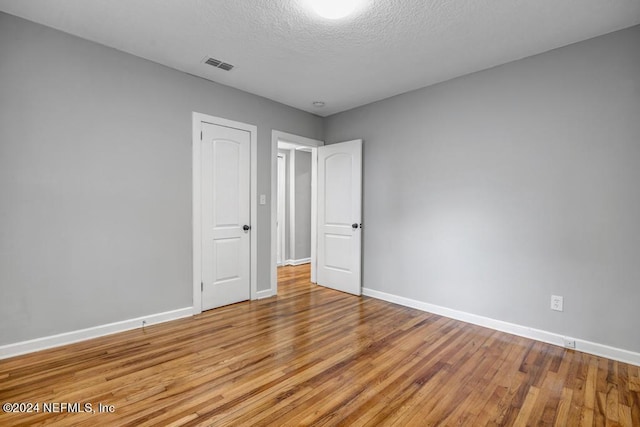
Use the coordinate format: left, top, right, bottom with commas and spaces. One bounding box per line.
204, 57, 234, 71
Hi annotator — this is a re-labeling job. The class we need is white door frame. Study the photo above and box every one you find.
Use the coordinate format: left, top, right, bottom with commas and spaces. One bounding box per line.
270, 130, 323, 295
193, 112, 258, 315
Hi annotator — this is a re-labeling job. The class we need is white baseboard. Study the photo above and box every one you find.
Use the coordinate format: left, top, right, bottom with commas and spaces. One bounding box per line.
0, 307, 192, 360
285, 257, 311, 266
363, 288, 640, 367
255, 289, 275, 299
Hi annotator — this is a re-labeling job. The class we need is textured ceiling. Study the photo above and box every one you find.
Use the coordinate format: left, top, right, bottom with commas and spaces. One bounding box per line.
1, 0, 639, 116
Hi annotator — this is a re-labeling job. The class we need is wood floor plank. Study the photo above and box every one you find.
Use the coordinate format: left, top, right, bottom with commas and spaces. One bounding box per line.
512, 385, 540, 426
554, 387, 574, 426
1, 264, 639, 426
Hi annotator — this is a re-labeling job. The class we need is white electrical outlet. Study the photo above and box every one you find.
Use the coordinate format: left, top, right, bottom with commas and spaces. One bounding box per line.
551, 295, 563, 311
259, 194, 266, 205
563, 337, 576, 349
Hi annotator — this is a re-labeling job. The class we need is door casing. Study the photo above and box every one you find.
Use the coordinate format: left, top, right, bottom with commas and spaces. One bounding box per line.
193, 112, 258, 314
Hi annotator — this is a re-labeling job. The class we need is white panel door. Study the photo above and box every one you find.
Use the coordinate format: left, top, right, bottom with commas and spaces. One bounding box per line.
317, 139, 362, 295
201, 122, 251, 310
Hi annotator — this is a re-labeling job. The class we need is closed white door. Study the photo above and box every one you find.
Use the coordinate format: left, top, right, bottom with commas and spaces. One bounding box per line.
317, 140, 362, 295
201, 122, 251, 310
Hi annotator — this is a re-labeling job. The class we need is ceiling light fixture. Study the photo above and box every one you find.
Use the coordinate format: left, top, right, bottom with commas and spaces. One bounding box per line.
307, 0, 361, 19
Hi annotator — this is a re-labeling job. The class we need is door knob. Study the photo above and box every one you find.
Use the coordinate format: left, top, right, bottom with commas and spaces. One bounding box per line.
243, 225, 251, 231
352, 223, 358, 229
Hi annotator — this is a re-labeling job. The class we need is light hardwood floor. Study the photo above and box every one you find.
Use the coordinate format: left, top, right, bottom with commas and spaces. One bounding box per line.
1, 264, 639, 426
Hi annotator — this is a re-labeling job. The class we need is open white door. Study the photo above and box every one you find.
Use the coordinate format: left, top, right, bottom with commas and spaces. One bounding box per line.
317, 139, 362, 295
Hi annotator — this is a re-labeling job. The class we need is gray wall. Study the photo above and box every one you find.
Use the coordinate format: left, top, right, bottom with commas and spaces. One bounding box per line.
325, 25, 640, 353
277, 149, 291, 261
294, 150, 312, 260
0, 13, 323, 345
276, 149, 312, 261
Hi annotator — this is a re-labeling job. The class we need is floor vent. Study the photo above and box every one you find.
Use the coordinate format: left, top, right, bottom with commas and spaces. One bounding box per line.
205, 57, 234, 71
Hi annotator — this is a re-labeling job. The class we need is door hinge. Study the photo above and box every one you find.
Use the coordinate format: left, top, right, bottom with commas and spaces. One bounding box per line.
200, 131, 203, 140
201, 282, 203, 292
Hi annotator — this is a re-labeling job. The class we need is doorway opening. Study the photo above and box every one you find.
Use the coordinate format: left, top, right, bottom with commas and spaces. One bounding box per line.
271, 131, 363, 298
277, 142, 313, 266
277, 153, 286, 267
270, 131, 322, 295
